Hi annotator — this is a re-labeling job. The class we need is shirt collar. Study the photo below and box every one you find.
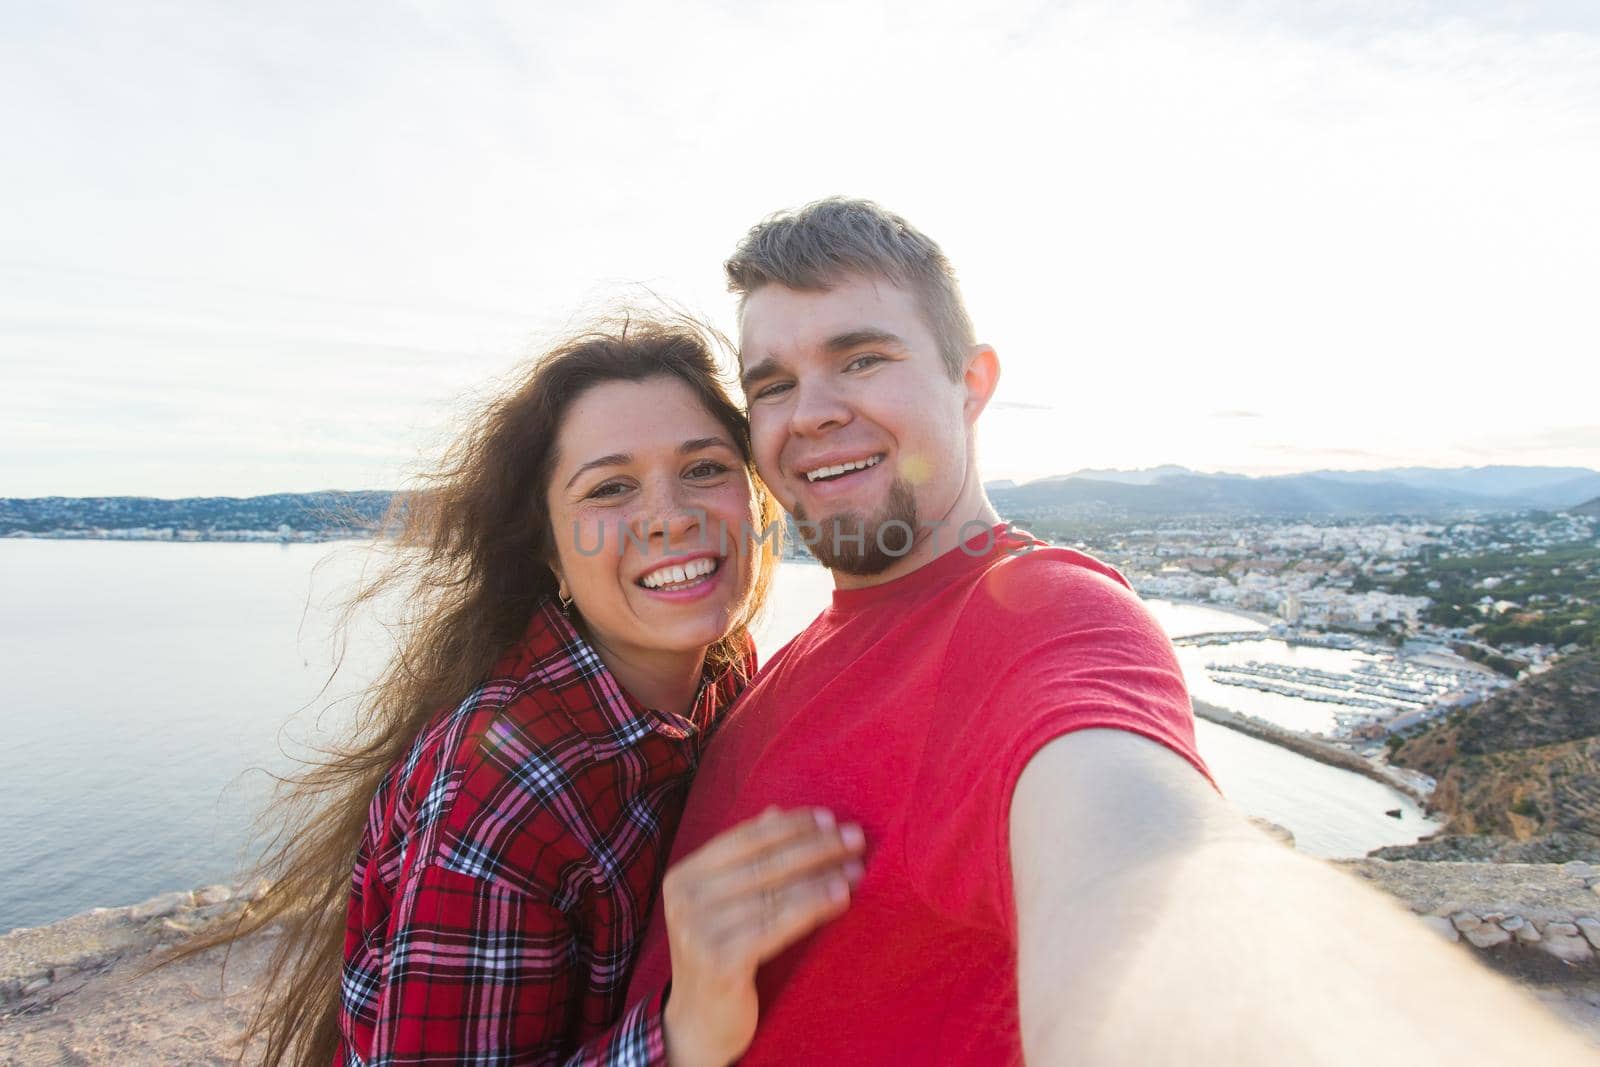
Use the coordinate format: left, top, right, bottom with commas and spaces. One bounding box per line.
521, 597, 716, 753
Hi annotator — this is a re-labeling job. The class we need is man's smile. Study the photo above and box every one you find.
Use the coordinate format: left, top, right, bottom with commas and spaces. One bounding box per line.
800, 453, 886, 483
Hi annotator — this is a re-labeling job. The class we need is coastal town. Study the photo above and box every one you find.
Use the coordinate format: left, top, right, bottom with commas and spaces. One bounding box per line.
0, 491, 390, 543
1020, 507, 1600, 757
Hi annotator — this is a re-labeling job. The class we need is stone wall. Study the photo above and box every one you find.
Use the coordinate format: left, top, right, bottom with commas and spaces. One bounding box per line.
1337, 858, 1600, 980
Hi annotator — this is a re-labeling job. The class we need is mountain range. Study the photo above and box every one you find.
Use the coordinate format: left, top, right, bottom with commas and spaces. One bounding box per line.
3, 467, 1598, 535
984, 465, 1600, 518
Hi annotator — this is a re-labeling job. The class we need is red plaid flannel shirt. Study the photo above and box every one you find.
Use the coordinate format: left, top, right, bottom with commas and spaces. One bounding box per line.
335, 598, 748, 1066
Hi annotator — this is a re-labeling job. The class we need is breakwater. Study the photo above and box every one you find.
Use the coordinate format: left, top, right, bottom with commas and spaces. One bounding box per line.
1192, 698, 1426, 805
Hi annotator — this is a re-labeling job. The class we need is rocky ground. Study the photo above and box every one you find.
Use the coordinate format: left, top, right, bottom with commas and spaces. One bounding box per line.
1, 884, 275, 1066
1371, 829, 1600, 864
1335, 857, 1600, 1042
1338, 857, 1600, 967
5, 861, 1600, 1063
0, 928, 276, 1066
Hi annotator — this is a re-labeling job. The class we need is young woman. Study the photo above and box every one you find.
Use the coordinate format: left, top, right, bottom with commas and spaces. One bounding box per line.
212, 319, 865, 1066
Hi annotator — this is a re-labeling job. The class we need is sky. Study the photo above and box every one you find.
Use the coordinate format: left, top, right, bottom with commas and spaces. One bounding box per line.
3, 0, 1598, 497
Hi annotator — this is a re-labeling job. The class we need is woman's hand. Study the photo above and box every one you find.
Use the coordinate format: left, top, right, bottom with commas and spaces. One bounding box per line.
660, 806, 866, 1067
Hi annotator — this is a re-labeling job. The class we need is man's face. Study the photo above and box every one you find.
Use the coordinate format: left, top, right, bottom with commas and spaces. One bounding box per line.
739, 274, 972, 575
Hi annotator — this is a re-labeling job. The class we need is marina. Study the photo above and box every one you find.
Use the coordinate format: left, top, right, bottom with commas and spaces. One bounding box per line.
1207, 661, 1434, 706
1157, 601, 1509, 741
1201, 652, 1508, 737
1173, 630, 1364, 650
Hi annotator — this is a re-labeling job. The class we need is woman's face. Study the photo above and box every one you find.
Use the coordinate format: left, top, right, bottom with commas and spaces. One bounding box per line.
546, 375, 758, 661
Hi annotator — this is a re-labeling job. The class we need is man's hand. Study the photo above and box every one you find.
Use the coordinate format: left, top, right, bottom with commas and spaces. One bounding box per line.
662, 806, 865, 1067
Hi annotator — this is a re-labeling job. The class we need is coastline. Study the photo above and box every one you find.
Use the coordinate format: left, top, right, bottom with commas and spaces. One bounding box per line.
1155, 595, 1432, 804
1191, 698, 1427, 805
1154, 595, 1282, 629
2, 530, 367, 544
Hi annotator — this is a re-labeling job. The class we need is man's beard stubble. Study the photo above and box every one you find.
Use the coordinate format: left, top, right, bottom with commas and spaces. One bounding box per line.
792, 477, 920, 576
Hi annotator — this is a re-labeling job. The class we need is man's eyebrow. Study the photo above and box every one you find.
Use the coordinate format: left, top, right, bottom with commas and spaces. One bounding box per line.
739, 331, 905, 389
740, 357, 785, 390
824, 328, 907, 353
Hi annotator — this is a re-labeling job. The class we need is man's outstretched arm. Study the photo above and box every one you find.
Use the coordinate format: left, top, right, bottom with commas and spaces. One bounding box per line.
1010, 728, 1594, 1066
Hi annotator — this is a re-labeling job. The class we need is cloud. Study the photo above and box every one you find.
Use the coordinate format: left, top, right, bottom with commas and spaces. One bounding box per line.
1211, 409, 1264, 419
1262, 445, 1397, 461
992, 400, 1054, 411
1452, 424, 1600, 458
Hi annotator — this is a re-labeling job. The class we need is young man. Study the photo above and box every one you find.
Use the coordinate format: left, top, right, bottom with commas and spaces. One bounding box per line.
624, 199, 1592, 1065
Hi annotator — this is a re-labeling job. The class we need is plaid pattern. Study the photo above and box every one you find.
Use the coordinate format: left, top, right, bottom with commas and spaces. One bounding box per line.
336, 598, 747, 1066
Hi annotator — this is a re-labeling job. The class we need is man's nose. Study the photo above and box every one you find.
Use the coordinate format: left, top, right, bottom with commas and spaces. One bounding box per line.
788, 378, 852, 437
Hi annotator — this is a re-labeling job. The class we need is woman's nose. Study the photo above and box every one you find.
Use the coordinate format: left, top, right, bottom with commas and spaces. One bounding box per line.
630, 480, 707, 553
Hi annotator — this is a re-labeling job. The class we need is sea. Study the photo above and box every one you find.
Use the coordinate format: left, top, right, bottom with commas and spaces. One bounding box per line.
0, 540, 1441, 932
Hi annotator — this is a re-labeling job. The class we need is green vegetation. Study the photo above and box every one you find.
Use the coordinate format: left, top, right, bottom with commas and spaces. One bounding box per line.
1457, 645, 1527, 678
1388, 537, 1600, 651
1015, 510, 1598, 658
1388, 652, 1600, 841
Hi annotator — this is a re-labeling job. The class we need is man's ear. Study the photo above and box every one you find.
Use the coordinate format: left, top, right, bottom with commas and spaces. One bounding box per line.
961, 344, 1000, 425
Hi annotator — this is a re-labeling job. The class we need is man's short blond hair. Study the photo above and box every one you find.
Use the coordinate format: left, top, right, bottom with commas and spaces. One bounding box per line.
724, 197, 976, 381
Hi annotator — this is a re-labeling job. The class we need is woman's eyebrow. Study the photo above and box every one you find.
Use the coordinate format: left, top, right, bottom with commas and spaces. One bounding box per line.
680, 436, 735, 454
565, 438, 734, 489
565, 452, 630, 489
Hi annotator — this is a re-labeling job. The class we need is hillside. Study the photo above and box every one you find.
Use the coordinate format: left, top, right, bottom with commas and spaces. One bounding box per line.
1388, 652, 1600, 845
9, 468, 1598, 537
987, 464, 1600, 518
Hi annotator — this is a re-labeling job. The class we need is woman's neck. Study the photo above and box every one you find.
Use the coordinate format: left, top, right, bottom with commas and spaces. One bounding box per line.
583, 629, 708, 719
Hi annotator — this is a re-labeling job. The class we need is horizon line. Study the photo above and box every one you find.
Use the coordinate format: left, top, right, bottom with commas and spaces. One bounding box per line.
5, 462, 1599, 502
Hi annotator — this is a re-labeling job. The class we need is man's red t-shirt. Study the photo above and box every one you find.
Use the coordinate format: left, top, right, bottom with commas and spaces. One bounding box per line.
626, 526, 1212, 1063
